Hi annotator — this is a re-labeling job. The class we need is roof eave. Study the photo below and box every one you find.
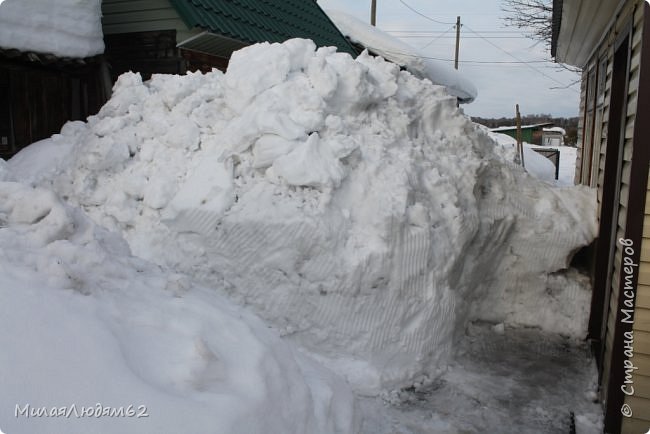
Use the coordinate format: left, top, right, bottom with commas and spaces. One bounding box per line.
553, 0, 625, 67
551, 0, 564, 58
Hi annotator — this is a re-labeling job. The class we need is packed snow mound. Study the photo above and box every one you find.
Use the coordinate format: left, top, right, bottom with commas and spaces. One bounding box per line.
0, 0, 104, 58
0, 180, 357, 434
10, 38, 596, 394
325, 9, 478, 103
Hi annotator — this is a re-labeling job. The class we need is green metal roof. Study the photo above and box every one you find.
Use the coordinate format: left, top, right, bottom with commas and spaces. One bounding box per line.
169, 0, 357, 56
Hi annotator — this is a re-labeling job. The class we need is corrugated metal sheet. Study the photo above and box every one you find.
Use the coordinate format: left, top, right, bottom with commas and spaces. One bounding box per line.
177, 32, 247, 58
169, 0, 356, 55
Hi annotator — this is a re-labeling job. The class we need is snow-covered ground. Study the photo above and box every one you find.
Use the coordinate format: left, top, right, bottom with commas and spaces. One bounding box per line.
2, 38, 601, 433
488, 131, 578, 186
359, 320, 602, 434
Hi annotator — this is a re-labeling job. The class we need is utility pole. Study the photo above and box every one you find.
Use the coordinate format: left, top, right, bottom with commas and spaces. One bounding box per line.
454, 16, 461, 70
371, 0, 377, 26
516, 104, 525, 168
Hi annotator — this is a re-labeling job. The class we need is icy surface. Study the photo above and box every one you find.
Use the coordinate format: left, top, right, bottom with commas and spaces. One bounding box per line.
0, 178, 357, 434
0, 0, 104, 58
325, 9, 478, 103
358, 322, 603, 434
8, 39, 596, 396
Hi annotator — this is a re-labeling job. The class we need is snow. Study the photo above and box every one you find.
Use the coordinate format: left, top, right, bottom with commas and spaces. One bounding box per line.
4, 38, 600, 432
543, 126, 567, 135
325, 9, 478, 103
0, 178, 357, 434
488, 130, 577, 186
358, 321, 603, 433
0, 0, 104, 58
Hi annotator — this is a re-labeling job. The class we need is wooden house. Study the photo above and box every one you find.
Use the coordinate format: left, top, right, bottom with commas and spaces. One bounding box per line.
101, 0, 356, 81
552, 0, 650, 431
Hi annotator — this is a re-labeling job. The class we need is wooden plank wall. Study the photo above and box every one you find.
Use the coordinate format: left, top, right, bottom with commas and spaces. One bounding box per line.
0, 60, 103, 159
103, 30, 185, 82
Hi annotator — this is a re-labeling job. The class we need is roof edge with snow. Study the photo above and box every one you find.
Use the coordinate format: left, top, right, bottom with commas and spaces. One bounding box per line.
325, 9, 478, 103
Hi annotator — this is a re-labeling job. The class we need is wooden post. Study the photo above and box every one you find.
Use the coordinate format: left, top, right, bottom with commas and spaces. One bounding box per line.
454, 16, 461, 70
516, 104, 525, 168
371, 0, 377, 26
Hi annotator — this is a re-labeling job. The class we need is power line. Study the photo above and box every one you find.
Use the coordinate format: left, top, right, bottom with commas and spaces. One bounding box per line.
462, 24, 579, 91
373, 2, 579, 90
386, 30, 526, 34
398, 0, 456, 25
396, 36, 529, 39
420, 25, 455, 50
367, 47, 552, 65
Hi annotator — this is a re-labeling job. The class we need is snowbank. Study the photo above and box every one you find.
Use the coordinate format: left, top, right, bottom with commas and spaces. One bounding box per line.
488, 131, 557, 183
325, 9, 477, 103
0, 0, 104, 58
0, 177, 357, 434
488, 130, 578, 186
9, 38, 595, 394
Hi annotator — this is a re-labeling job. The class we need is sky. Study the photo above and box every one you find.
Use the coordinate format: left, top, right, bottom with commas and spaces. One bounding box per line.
318, 0, 581, 118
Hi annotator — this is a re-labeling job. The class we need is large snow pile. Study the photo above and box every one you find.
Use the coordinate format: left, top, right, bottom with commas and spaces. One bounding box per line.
0, 0, 104, 58
325, 9, 477, 103
0, 166, 356, 434
9, 39, 595, 395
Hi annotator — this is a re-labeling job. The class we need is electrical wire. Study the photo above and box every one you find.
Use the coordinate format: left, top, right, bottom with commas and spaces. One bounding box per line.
462, 24, 579, 91
420, 26, 455, 50
398, 0, 456, 25
376, 49, 550, 64
372, 2, 579, 88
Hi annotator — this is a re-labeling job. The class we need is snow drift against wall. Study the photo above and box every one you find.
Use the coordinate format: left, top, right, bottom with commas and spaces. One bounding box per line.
9, 39, 595, 394
0, 0, 104, 58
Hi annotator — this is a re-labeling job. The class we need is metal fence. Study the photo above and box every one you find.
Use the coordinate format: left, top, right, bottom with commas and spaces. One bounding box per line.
532, 147, 560, 180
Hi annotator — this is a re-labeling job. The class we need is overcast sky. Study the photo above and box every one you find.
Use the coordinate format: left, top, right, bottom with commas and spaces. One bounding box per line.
318, 0, 581, 118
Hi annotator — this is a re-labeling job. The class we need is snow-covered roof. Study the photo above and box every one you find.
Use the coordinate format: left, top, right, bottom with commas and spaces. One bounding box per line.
0, 0, 104, 58
543, 127, 566, 135
325, 9, 477, 104
490, 123, 553, 132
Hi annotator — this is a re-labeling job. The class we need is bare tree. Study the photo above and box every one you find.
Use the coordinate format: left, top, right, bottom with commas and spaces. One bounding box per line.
502, 0, 553, 48
502, 0, 581, 77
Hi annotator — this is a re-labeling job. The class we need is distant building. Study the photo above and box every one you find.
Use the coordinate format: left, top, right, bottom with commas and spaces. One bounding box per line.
542, 127, 566, 147
489, 123, 554, 145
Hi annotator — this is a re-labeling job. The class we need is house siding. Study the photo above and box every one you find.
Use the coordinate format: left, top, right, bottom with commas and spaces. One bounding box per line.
575, 1, 650, 432
622, 3, 650, 431
101, 0, 201, 43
